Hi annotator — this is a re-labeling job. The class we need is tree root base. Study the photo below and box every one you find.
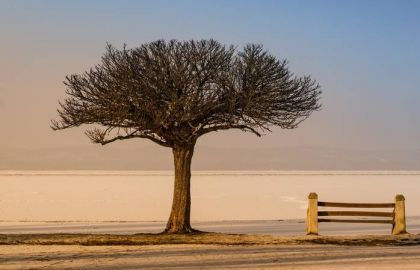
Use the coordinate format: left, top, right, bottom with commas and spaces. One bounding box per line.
162, 227, 204, 234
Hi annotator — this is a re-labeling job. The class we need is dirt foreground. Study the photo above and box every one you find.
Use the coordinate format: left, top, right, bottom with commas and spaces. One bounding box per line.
1, 232, 420, 246
1, 233, 420, 269
2, 244, 420, 269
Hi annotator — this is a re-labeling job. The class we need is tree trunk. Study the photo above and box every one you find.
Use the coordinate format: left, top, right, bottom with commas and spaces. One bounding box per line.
164, 145, 195, 233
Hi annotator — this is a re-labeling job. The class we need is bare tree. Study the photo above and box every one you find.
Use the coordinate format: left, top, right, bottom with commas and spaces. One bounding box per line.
52, 39, 321, 233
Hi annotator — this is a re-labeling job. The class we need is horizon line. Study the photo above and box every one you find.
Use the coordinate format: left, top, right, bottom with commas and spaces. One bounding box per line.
1, 170, 420, 176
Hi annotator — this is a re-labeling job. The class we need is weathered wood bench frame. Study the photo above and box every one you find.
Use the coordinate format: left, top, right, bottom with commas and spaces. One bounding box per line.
306, 193, 407, 235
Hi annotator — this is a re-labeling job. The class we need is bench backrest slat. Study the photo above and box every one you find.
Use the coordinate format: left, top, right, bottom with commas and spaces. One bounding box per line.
318, 202, 395, 208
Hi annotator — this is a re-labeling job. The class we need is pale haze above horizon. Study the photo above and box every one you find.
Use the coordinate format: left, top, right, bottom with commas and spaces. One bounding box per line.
1, 0, 419, 170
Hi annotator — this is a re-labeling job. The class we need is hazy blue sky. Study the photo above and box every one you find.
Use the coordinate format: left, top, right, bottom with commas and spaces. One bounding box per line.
0, 0, 419, 170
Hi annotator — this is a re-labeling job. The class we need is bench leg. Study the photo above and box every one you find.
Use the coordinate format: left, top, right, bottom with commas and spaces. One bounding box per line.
392, 194, 407, 235
306, 192, 318, 235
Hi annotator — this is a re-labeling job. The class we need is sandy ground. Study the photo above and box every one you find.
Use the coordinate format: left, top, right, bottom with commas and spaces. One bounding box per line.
1, 244, 420, 269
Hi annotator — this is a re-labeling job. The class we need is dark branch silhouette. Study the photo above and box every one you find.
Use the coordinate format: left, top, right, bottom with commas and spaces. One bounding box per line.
52, 39, 321, 233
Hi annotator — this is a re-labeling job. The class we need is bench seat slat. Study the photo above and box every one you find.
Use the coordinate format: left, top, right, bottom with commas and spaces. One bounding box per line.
318, 218, 394, 224
318, 211, 394, 217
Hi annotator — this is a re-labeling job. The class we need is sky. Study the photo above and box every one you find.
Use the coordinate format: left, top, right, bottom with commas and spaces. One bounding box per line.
0, 0, 419, 170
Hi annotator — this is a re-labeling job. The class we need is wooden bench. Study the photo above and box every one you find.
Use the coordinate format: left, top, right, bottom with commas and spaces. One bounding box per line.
306, 193, 407, 235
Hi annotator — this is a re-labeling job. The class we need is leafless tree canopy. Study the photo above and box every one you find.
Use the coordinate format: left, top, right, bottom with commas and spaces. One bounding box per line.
52, 39, 321, 148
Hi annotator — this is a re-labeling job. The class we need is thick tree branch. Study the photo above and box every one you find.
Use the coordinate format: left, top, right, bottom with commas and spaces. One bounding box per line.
197, 124, 262, 137
86, 128, 171, 147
